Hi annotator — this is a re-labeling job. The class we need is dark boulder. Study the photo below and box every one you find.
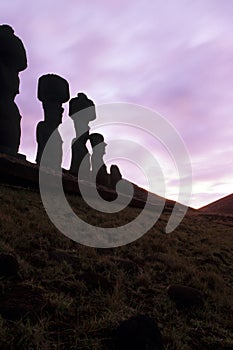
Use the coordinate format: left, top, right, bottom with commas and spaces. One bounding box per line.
167, 284, 204, 308
110, 314, 164, 350
0, 283, 48, 321
0, 253, 19, 277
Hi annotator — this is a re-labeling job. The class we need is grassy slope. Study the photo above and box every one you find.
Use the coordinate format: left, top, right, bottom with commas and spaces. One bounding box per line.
0, 183, 233, 349
199, 194, 233, 215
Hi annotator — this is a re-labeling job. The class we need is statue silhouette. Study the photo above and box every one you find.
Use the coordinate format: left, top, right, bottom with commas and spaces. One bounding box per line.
0, 24, 27, 155
69, 93, 96, 178
89, 133, 109, 186
36, 74, 69, 167
110, 164, 122, 191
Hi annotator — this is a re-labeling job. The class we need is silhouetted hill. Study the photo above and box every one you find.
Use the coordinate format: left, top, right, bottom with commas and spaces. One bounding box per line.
0, 181, 233, 349
0, 152, 191, 214
1, 152, 233, 349
199, 194, 233, 215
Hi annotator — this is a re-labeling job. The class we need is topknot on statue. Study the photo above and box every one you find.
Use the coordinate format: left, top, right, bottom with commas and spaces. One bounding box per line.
89, 133, 107, 147
69, 92, 96, 121
0, 24, 27, 72
0, 24, 14, 35
37, 74, 70, 103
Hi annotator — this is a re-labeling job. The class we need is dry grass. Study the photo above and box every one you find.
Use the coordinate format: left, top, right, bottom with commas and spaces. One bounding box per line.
0, 183, 233, 349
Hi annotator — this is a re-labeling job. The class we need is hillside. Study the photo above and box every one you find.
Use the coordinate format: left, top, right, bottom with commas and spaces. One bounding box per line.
0, 182, 233, 349
0, 152, 187, 214
200, 194, 233, 215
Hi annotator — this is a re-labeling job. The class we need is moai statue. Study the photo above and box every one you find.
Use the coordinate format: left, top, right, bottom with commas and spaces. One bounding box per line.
0, 24, 27, 156
89, 133, 109, 186
36, 74, 69, 168
69, 93, 96, 179
110, 164, 122, 191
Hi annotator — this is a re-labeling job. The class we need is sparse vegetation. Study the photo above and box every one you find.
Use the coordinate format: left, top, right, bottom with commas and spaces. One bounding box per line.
0, 183, 233, 349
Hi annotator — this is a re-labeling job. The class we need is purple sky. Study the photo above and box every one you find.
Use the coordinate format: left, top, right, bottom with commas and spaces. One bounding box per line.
0, 0, 232, 208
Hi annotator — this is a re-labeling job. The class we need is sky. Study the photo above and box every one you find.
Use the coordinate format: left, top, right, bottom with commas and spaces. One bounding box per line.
0, 0, 232, 209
